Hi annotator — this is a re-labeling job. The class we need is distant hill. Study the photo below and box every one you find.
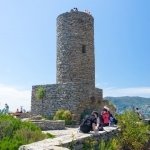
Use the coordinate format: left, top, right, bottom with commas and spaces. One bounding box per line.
105, 96, 150, 104
104, 96, 150, 118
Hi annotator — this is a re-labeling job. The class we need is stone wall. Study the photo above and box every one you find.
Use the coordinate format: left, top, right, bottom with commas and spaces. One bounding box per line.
63, 128, 118, 150
31, 83, 103, 121
30, 120, 65, 130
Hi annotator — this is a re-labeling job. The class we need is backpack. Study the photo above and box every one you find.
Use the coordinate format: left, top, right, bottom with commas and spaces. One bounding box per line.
80, 115, 96, 133
80, 116, 93, 127
101, 111, 110, 124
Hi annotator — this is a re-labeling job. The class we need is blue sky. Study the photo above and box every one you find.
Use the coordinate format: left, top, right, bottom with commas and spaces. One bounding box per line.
0, 0, 150, 111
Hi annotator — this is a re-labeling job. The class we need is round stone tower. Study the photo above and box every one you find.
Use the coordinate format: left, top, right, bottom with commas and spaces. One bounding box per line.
31, 10, 104, 121
56, 11, 95, 89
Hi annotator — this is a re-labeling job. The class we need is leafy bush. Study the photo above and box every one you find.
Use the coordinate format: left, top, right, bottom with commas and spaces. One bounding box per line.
53, 109, 72, 125
0, 115, 21, 140
83, 138, 119, 150
96, 110, 149, 150
116, 110, 149, 150
53, 109, 64, 120
98, 139, 119, 150
35, 86, 46, 100
83, 138, 98, 150
0, 114, 54, 150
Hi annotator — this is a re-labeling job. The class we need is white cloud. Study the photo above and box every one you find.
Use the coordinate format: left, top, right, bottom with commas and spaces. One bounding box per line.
102, 87, 150, 98
0, 84, 31, 112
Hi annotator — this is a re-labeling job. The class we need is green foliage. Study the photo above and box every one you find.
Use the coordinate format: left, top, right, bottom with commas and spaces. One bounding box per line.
0, 114, 54, 150
0, 115, 21, 140
116, 110, 149, 150
95, 110, 149, 150
98, 139, 119, 150
53, 109, 72, 125
83, 138, 98, 150
82, 138, 120, 150
35, 86, 46, 100
53, 109, 64, 120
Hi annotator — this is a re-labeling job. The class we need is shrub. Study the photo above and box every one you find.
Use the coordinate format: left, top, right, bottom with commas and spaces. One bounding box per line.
35, 86, 46, 116
96, 110, 149, 150
116, 110, 149, 150
62, 110, 72, 125
35, 86, 46, 100
0, 114, 54, 150
13, 128, 48, 143
53, 109, 65, 120
83, 138, 98, 150
0, 115, 21, 140
53, 109, 72, 125
98, 139, 120, 150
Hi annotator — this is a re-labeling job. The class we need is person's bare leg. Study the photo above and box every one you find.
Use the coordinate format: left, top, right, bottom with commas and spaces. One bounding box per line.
92, 123, 98, 133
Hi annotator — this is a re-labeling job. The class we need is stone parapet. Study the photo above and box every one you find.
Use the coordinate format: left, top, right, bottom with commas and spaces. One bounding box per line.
19, 126, 119, 150
30, 120, 65, 130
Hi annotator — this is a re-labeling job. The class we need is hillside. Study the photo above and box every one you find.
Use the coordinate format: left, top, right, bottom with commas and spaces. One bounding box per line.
104, 96, 150, 118
105, 96, 150, 104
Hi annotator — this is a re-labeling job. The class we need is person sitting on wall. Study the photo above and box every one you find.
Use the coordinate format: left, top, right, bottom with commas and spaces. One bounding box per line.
109, 113, 118, 125
100, 106, 117, 126
79, 111, 100, 133
100, 106, 110, 126
135, 107, 143, 119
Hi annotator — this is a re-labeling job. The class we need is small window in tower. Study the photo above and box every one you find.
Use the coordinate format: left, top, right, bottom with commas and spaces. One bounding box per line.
82, 45, 86, 53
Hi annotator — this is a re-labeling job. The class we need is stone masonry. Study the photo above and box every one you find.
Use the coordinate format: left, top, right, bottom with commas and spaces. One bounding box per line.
31, 10, 103, 121
19, 127, 119, 150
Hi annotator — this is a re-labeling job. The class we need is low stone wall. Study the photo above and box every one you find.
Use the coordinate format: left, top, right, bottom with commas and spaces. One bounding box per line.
19, 126, 119, 150
63, 128, 118, 150
30, 120, 65, 130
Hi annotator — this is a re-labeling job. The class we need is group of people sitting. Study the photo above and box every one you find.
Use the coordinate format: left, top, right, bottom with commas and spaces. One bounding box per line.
79, 106, 117, 133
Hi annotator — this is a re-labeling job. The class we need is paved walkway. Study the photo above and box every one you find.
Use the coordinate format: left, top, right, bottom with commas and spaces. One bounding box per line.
19, 126, 118, 150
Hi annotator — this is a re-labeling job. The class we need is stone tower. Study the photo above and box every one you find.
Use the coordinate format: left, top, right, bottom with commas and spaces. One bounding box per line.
56, 11, 95, 90
31, 10, 103, 121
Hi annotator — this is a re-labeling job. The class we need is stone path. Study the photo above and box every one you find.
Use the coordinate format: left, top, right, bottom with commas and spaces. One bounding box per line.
19, 126, 118, 150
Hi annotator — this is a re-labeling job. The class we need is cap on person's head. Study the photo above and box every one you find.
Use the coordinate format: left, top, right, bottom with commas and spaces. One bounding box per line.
104, 106, 109, 111
92, 111, 99, 117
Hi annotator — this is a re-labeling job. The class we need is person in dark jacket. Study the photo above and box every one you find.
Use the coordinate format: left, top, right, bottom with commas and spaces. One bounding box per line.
80, 111, 99, 133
